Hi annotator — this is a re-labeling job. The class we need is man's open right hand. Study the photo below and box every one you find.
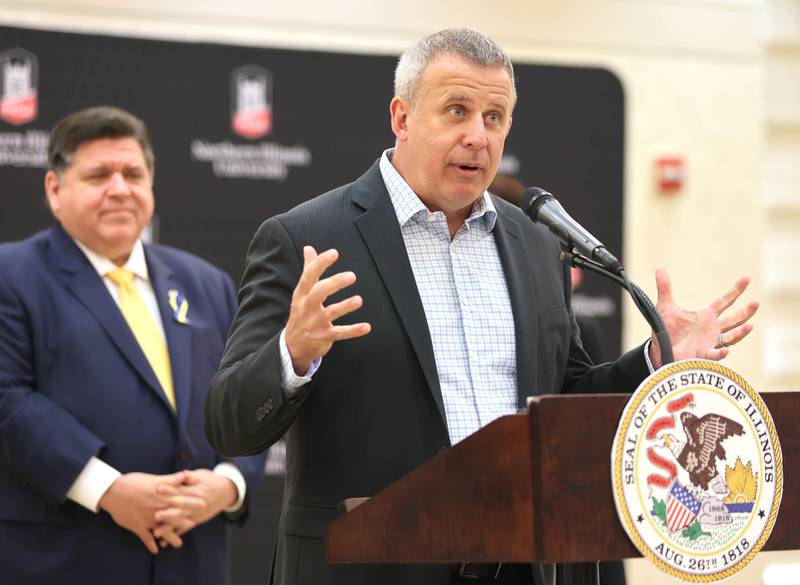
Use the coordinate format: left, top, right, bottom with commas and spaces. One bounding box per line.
284, 246, 371, 374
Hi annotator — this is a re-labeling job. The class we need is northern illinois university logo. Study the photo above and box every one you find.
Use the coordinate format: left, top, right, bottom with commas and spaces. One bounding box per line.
231, 65, 272, 140
612, 360, 782, 582
0, 47, 38, 125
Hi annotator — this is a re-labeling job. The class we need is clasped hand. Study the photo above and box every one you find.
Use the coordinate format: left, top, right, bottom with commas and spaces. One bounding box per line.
99, 469, 237, 554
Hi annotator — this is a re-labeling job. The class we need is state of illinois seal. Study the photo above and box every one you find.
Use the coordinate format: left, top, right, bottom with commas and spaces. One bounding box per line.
611, 359, 782, 582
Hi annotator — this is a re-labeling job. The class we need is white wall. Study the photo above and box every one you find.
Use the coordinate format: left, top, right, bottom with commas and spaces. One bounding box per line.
763, 0, 800, 395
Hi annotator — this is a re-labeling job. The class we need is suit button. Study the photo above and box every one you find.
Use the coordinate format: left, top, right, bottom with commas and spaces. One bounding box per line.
255, 400, 273, 422
179, 447, 190, 461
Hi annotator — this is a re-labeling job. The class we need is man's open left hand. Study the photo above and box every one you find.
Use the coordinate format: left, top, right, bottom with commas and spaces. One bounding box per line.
649, 268, 759, 370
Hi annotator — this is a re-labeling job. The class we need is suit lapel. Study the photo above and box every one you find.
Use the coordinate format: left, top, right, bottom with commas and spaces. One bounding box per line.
147, 248, 191, 427
492, 206, 540, 407
47, 225, 170, 410
351, 163, 447, 428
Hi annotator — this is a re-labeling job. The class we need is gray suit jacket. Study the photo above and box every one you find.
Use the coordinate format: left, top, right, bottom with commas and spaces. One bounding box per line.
205, 160, 649, 585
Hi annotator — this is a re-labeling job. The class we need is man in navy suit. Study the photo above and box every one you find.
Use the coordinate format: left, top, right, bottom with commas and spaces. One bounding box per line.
0, 106, 264, 584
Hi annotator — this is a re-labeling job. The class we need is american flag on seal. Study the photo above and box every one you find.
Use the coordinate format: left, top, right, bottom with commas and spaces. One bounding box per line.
666, 481, 702, 532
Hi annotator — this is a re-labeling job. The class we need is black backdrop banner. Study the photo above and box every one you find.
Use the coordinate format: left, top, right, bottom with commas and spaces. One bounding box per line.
1, 24, 625, 583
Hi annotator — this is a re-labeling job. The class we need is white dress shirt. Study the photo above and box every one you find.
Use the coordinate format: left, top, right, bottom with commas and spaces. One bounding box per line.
380, 151, 517, 444
279, 150, 518, 445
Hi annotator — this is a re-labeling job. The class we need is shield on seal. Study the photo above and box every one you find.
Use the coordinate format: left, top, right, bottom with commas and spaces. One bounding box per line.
666, 481, 701, 532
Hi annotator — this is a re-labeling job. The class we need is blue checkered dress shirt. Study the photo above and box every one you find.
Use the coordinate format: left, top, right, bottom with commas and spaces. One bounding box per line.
379, 150, 518, 445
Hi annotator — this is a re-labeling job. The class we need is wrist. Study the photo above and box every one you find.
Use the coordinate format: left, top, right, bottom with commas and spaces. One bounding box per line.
284, 332, 312, 375
213, 462, 246, 513
291, 356, 312, 376
649, 336, 662, 370
217, 476, 238, 510
98, 477, 121, 513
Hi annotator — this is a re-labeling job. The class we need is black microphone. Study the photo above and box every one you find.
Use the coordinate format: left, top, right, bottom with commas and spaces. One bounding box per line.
519, 187, 623, 275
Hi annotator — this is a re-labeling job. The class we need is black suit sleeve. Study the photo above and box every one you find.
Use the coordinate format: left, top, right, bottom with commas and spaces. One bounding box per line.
561, 258, 650, 396
205, 217, 312, 457
208, 268, 269, 523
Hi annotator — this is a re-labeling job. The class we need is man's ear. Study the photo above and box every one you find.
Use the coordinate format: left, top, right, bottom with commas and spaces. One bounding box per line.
390, 97, 411, 142
44, 170, 62, 217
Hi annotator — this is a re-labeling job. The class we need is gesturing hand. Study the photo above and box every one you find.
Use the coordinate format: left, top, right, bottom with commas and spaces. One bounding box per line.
649, 269, 759, 370
284, 246, 371, 374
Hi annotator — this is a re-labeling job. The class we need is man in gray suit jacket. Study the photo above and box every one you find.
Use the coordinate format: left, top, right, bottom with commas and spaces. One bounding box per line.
205, 29, 757, 585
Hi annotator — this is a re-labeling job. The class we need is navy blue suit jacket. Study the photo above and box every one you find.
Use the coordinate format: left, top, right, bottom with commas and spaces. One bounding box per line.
0, 223, 264, 585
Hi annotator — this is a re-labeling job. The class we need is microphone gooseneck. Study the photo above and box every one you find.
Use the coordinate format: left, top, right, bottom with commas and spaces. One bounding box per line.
519, 186, 674, 367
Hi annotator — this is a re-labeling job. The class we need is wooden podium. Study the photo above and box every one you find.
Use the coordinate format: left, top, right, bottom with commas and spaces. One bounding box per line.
326, 392, 799, 565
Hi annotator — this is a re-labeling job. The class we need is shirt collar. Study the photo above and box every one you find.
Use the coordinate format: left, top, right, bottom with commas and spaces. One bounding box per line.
72, 238, 150, 282
379, 148, 497, 232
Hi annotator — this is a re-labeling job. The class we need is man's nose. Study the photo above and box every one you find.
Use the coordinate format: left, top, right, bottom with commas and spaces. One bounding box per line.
461, 115, 488, 150
107, 172, 131, 194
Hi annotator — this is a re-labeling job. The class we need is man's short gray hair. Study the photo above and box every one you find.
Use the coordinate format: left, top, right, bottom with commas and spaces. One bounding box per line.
394, 28, 516, 106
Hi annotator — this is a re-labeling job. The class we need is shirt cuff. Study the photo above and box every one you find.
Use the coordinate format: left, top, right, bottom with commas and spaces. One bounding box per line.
213, 462, 247, 513
65, 456, 122, 513
279, 328, 321, 397
643, 339, 656, 374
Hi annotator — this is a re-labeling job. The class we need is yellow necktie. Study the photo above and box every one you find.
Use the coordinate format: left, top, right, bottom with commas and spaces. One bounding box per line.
106, 268, 176, 411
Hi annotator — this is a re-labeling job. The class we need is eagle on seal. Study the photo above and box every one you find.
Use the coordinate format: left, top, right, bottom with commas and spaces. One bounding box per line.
663, 412, 745, 491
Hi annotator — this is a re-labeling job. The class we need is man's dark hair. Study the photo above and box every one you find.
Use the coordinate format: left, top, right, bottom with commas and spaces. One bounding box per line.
47, 106, 155, 176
